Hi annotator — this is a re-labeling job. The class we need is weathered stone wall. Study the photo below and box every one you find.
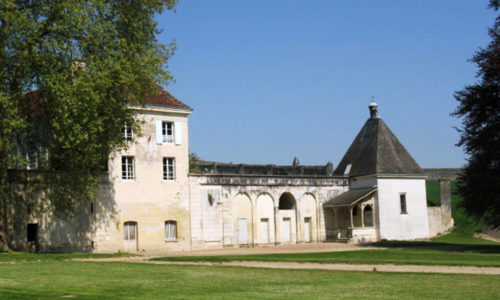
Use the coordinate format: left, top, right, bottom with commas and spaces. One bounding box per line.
427, 179, 453, 237
189, 174, 348, 249
93, 108, 192, 253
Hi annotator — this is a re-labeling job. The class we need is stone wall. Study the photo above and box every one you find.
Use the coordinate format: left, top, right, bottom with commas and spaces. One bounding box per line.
427, 179, 454, 237
189, 174, 349, 249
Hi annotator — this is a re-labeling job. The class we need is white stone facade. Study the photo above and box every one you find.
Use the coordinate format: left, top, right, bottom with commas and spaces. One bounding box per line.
10, 97, 448, 253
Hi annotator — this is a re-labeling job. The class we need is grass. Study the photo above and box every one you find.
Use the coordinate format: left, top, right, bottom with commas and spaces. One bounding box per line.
426, 179, 483, 237
426, 180, 441, 207
152, 249, 500, 267
0, 252, 135, 262
153, 233, 500, 267
0, 261, 499, 299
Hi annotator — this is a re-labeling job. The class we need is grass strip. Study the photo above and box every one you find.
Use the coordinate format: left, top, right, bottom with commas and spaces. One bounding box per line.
1, 261, 499, 299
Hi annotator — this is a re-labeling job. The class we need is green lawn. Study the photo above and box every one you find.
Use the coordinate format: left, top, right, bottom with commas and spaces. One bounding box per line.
152, 248, 500, 267
0, 252, 134, 262
0, 261, 498, 299
153, 233, 500, 267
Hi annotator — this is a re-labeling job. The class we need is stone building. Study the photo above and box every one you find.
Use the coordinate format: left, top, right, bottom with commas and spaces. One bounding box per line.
7, 90, 452, 252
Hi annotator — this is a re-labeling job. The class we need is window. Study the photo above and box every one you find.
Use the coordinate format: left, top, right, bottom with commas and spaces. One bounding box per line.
156, 121, 182, 145
400, 193, 407, 214
121, 156, 135, 180
165, 221, 177, 241
163, 158, 175, 181
123, 123, 133, 141
26, 151, 38, 170
352, 206, 358, 216
162, 121, 174, 143
124, 221, 137, 240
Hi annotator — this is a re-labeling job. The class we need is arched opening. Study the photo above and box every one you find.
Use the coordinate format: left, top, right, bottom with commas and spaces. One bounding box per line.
363, 205, 373, 227
278, 192, 297, 244
279, 193, 296, 210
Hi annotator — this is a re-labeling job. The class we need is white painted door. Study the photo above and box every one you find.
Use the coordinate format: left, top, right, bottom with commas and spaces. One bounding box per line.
237, 218, 248, 244
123, 221, 138, 252
304, 217, 311, 242
281, 218, 291, 243
260, 218, 269, 244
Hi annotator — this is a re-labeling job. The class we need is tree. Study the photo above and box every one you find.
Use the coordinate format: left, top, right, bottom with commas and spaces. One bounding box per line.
0, 0, 178, 250
453, 0, 500, 228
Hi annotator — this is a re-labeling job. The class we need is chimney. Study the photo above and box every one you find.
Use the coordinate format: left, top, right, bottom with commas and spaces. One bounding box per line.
369, 100, 379, 119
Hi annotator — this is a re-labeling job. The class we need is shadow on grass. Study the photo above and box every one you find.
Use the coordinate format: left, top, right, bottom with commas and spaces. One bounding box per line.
368, 240, 500, 254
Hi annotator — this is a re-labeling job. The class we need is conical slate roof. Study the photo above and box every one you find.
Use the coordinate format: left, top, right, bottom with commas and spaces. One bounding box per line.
334, 103, 423, 177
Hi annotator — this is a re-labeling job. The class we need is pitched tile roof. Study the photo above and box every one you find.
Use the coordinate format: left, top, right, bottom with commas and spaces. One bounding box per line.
334, 115, 423, 177
144, 88, 192, 110
23, 88, 192, 111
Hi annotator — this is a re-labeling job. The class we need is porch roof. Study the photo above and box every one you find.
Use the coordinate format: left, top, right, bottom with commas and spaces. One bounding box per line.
323, 187, 377, 207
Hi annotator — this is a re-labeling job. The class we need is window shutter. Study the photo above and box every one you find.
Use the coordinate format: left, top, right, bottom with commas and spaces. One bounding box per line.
174, 122, 182, 145
155, 120, 163, 144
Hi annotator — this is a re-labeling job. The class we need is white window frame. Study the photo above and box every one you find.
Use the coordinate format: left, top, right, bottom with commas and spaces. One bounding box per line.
163, 157, 175, 181
123, 123, 133, 141
122, 156, 135, 180
124, 221, 137, 241
165, 220, 177, 241
162, 121, 174, 144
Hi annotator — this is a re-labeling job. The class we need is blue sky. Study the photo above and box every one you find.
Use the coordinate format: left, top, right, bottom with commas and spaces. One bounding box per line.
157, 0, 496, 168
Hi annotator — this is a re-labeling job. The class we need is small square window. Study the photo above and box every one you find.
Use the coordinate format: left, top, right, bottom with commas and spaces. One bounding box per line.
163, 157, 175, 181
400, 194, 407, 214
122, 156, 135, 180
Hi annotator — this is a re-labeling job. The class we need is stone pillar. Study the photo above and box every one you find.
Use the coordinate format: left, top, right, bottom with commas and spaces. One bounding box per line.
274, 206, 279, 245
439, 177, 453, 230
439, 177, 451, 212
361, 204, 365, 228
349, 206, 354, 228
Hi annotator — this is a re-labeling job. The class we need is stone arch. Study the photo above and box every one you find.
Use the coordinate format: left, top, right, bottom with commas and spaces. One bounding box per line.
299, 193, 317, 242
232, 193, 253, 245
277, 192, 297, 244
256, 193, 275, 244
279, 192, 296, 210
363, 205, 374, 227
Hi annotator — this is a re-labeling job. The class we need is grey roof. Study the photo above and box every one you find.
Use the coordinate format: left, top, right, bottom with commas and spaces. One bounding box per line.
323, 187, 377, 207
334, 117, 423, 177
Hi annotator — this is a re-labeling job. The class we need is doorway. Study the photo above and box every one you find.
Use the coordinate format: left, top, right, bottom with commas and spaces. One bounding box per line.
237, 218, 248, 244
304, 217, 312, 242
260, 218, 269, 244
281, 217, 291, 243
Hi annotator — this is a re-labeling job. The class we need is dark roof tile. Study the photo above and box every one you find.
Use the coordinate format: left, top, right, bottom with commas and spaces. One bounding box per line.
144, 89, 192, 110
334, 117, 423, 177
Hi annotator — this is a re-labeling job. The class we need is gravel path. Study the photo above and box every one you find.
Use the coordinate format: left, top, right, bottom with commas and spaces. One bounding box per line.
73, 243, 500, 275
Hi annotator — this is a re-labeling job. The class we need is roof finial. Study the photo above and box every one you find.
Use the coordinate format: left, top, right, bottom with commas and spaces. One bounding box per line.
368, 97, 379, 119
